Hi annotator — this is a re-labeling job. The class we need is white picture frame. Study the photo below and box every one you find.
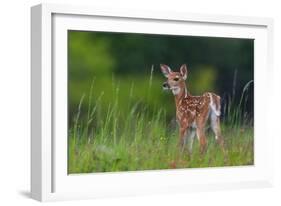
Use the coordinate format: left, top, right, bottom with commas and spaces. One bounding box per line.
31, 3, 274, 202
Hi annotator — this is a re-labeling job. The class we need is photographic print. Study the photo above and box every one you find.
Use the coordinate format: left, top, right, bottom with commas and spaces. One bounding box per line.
67, 30, 254, 174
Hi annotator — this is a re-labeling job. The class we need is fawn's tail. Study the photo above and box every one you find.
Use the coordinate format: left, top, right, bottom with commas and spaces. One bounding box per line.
209, 93, 221, 116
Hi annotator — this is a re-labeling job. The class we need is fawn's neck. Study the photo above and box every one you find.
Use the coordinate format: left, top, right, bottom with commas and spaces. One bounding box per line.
174, 84, 190, 108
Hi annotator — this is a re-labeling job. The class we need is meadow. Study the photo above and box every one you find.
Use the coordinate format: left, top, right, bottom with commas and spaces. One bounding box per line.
68, 71, 254, 174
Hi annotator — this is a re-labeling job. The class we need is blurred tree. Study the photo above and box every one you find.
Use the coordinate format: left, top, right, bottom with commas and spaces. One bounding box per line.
68, 31, 254, 123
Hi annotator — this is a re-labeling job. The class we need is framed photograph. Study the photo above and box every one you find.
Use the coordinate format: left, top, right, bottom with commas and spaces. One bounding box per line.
31, 3, 274, 201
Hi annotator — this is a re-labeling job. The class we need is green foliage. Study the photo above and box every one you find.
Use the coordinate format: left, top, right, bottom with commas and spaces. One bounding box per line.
68, 77, 254, 173
69, 117, 253, 173
67, 30, 254, 173
68, 31, 115, 76
68, 31, 254, 122
188, 65, 217, 94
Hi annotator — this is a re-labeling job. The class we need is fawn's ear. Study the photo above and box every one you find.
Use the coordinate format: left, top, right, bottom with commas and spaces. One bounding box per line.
180, 64, 188, 80
160, 64, 172, 78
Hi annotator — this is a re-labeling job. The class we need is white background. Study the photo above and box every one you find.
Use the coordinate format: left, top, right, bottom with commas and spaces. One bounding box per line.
0, 0, 280, 205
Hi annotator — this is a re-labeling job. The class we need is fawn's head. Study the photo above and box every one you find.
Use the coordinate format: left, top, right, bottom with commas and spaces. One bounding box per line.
160, 64, 188, 95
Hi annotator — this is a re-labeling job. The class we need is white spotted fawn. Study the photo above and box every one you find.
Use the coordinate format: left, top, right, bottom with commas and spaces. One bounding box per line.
161, 64, 225, 154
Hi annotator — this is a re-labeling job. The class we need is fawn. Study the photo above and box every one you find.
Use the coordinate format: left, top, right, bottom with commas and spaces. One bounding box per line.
161, 64, 224, 154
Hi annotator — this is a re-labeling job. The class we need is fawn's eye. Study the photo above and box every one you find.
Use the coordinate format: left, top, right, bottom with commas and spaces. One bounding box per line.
173, 77, 179, 81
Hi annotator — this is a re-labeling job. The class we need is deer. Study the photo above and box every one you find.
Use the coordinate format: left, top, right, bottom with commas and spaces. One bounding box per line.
161, 64, 225, 154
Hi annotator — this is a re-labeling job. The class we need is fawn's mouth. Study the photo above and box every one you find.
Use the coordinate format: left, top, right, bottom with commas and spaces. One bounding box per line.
162, 83, 180, 94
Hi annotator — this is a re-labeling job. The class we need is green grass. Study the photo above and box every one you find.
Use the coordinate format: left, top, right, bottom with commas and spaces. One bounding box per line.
68, 125, 253, 173
68, 70, 254, 174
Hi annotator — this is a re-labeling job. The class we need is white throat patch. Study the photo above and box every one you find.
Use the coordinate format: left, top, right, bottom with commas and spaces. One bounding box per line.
172, 87, 181, 95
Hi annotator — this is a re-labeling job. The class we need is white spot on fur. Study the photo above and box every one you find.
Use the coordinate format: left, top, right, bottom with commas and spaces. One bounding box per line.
191, 121, 197, 128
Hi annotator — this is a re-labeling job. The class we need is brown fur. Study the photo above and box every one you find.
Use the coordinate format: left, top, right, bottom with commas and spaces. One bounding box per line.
161, 64, 224, 154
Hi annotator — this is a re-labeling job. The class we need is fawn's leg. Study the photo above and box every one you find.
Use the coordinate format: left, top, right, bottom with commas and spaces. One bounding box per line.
196, 127, 207, 154
186, 128, 196, 154
210, 112, 225, 151
179, 127, 188, 153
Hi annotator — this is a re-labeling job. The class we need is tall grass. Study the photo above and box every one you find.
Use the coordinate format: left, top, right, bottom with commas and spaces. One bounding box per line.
222, 70, 254, 128
68, 68, 254, 174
